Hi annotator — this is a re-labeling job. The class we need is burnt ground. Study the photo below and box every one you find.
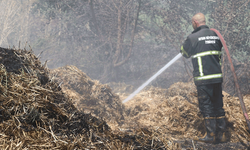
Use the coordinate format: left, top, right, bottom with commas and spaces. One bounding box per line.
174, 140, 249, 150
116, 82, 250, 150
1, 47, 249, 149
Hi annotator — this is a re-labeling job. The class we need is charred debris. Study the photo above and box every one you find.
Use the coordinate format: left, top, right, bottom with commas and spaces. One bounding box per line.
0, 47, 165, 149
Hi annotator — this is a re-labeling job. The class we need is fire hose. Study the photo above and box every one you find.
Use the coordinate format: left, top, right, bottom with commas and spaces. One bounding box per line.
123, 28, 250, 132
211, 28, 250, 131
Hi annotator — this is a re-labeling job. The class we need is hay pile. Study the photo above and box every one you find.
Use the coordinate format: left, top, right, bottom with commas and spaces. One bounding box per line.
121, 82, 250, 148
120, 83, 199, 137
0, 48, 168, 149
50, 66, 125, 125
5, 47, 248, 149
49, 62, 250, 149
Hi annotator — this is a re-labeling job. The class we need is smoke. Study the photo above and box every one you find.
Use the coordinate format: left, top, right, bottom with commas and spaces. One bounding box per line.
0, 0, 220, 91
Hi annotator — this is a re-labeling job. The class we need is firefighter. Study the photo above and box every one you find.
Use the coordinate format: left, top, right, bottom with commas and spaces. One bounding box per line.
180, 13, 227, 143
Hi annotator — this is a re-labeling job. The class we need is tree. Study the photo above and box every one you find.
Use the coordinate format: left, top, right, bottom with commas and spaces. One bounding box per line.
0, 0, 32, 47
211, 0, 250, 63
3, 0, 249, 90
211, 0, 250, 95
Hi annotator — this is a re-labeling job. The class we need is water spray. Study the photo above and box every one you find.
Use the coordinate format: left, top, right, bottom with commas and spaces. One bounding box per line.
122, 53, 182, 103
211, 28, 250, 131
123, 28, 250, 132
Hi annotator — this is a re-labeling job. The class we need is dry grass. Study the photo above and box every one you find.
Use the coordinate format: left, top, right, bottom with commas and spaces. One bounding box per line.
119, 82, 250, 146
1, 47, 249, 149
50, 65, 125, 125
54, 64, 250, 149
0, 47, 168, 149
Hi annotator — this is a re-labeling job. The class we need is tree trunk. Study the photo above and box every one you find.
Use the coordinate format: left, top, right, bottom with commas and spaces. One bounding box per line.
114, 0, 141, 67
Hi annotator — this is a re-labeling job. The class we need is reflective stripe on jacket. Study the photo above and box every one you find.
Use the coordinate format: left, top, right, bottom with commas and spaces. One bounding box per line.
180, 25, 223, 85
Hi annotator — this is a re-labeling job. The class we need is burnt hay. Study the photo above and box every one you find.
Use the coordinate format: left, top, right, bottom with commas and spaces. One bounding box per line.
120, 82, 250, 149
50, 66, 126, 125
1, 47, 249, 149
0, 47, 167, 149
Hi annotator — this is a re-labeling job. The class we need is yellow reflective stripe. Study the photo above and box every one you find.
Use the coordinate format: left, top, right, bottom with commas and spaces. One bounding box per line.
192, 51, 221, 58
181, 46, 189, 57
194, 73, 222, 81
205, 117, 217, 119
216, 116, 225, 119
198, 57, 203, 76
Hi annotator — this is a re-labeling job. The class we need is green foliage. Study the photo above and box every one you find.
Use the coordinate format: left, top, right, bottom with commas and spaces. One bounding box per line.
233, 50, 250, 63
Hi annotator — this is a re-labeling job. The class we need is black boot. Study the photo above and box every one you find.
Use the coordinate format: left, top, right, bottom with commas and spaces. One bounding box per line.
194, 117, 216, 143
216, 116, 227, 143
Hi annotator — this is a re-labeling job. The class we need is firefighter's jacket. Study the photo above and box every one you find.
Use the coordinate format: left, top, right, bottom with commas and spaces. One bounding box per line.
181, 25, 223, 85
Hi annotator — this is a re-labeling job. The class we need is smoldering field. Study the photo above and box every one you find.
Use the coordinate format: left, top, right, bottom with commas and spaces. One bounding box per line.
0, 0, 250, 149
0, 47, 250, 149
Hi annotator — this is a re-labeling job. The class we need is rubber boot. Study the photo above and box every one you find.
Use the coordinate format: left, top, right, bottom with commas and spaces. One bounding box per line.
194, 117, 216, 143
216, 116, 227, 143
